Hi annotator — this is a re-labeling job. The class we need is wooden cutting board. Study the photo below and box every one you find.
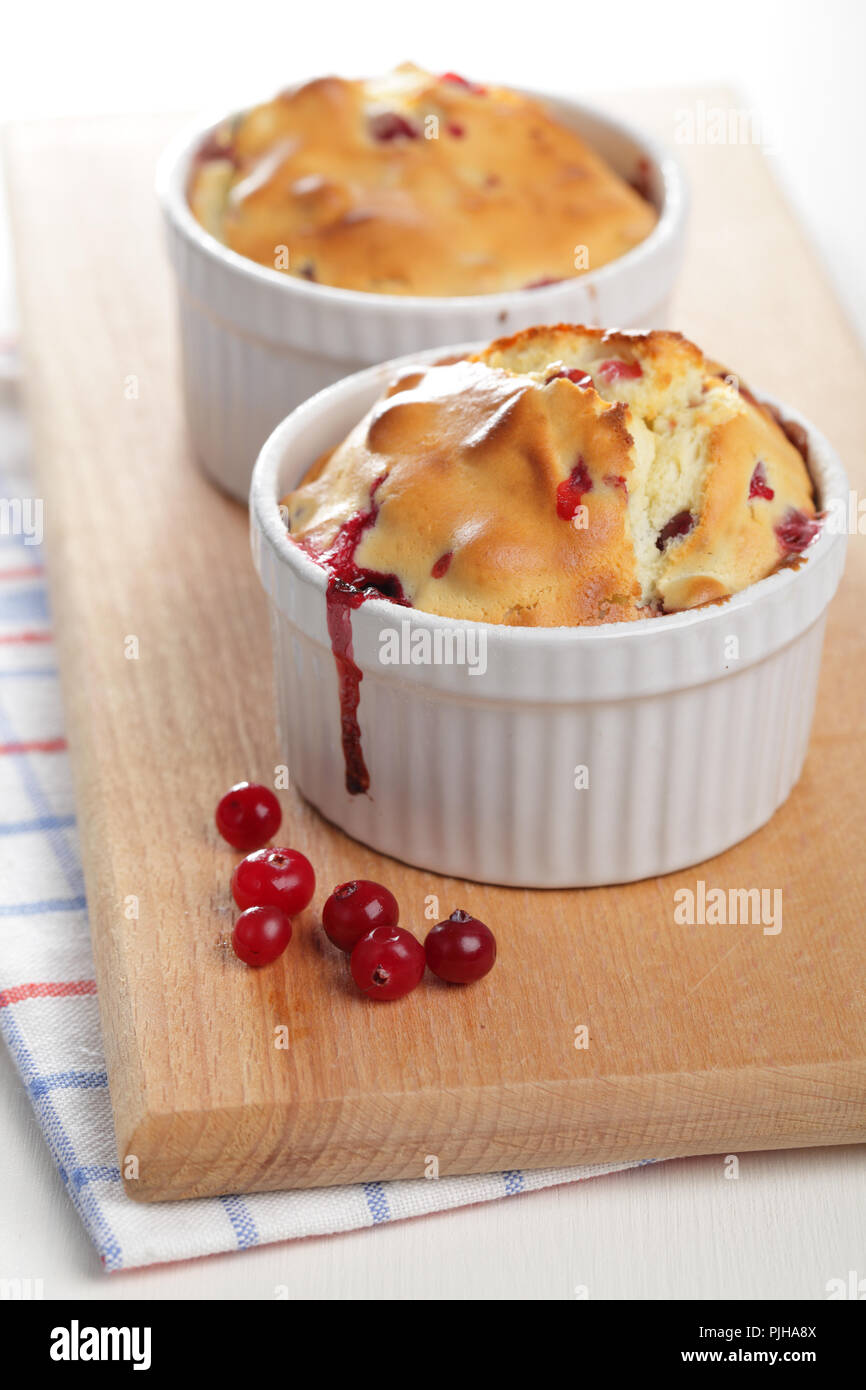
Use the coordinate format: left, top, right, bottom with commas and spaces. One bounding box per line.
5, 88, 866, 1203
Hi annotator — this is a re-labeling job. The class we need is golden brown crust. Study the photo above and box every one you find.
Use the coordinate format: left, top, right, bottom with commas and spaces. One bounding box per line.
285, 325, 819, 626
188, 64, 657, 297
289, 359, 642, 625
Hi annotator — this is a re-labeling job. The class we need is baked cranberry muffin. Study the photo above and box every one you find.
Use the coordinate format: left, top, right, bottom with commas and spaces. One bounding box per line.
188, 64, 657, 296
283, 325, 820, 626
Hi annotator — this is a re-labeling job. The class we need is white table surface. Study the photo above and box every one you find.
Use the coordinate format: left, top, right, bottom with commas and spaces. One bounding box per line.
2, 0, 865, 1300
2, 1035, 864, 1298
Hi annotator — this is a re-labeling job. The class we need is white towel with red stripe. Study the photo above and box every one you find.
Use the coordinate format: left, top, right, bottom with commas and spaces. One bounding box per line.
0, 372, 646, 1270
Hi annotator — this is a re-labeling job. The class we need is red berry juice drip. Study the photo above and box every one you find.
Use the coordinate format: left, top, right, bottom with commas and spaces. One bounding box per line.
303, 477, 408, 796
326, 578, 371, 796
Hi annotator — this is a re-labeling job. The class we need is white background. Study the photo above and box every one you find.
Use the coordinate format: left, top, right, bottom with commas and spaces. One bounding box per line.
0, 0, 864, 1299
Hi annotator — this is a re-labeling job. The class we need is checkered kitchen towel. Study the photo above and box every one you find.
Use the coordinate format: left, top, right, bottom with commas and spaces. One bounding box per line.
0, 370, 646, 1270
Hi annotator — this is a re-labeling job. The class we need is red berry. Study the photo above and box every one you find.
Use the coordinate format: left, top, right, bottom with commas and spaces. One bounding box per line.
431, 552, 453, 579
775, 508, 821, 554
232, 847, 315, 915
215, 782, 281, 851
656, 509, 695, 552
350, 926, 425, 1001
597, 358, 643, 383
231, 905, 292, 967
439, 71, 486, 95
547, 367, 593, 389
556, 457, 593, 521
425, 909, 496, 984
322, 880, 399, 953
749, 460, 774, 501
369, 111, 418, 142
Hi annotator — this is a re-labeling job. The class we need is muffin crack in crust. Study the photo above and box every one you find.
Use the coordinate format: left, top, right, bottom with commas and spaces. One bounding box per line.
188, 63, 657, 297
284, 325, 819, 627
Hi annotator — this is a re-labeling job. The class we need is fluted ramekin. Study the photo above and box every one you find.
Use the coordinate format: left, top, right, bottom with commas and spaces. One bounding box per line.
158, 89, 687, 501
250, 345, 847, 889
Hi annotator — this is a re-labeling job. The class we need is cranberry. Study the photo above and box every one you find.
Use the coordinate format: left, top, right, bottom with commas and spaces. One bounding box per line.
604, 474, 628, 492
431, 551, 453, 578
775, 508, 821, 554
447, 122, 466, 138
425, 909, 496, 984
556, 457, 593, 520
749, 461, 775, 500
597, 358, 643, 383
231, 906, 292, 967
232, 847, 315, 915
350, 926, 425, 1001
656, 510, 695, 551
439, 71, 486, 95
524, 276, 564, 290
369, 111, 418, 142
547, 367, 592, 388
323, 879, 400, 953
215, 782, 281, 851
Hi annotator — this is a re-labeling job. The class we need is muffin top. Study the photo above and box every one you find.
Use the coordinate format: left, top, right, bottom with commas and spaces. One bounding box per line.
188, 64, 657, 296
283, 325, 820, 627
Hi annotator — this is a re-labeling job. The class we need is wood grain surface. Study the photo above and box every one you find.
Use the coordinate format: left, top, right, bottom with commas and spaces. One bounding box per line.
4, 89, 866, 1203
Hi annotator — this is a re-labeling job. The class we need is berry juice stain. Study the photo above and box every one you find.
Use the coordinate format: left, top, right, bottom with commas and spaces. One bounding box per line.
325, 578, 372, 796
301, 480, 408, 795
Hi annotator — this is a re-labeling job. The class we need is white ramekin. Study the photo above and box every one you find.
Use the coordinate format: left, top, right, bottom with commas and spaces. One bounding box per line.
250, 346, 848, 889
158, 89, 687, 501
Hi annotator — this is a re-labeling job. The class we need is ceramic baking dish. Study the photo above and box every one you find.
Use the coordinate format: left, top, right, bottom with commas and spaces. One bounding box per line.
250, 345, 847, 888
158, 88, 687, 500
